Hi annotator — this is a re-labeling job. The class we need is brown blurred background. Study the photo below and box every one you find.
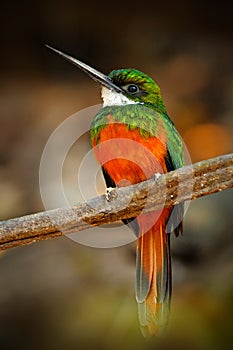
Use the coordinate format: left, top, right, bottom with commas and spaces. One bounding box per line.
0, 1, 232, 349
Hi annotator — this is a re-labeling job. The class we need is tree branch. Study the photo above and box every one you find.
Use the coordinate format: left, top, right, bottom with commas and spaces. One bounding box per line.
0, 153, 232, 251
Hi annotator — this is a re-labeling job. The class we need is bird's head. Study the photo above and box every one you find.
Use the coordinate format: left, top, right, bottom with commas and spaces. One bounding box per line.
104, 68, 164, 107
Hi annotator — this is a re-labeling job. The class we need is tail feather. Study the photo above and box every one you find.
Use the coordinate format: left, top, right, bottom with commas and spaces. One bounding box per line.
136, 219, 171, 337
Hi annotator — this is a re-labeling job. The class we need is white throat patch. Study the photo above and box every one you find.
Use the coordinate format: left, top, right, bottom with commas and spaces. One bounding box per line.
101, 87, 138, 107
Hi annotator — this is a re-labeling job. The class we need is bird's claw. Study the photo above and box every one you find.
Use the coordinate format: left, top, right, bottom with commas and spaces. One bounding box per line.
153, 173, 161, 181
105, 187, 117, 201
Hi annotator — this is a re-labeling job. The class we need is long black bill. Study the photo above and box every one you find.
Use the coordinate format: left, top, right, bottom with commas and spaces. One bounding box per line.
46, 45, 124, 93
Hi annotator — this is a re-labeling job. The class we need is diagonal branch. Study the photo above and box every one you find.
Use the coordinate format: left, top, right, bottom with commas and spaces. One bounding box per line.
0, 153, 232, 251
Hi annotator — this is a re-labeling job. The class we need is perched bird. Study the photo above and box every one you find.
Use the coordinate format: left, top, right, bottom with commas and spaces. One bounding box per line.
46, 46, 184, 337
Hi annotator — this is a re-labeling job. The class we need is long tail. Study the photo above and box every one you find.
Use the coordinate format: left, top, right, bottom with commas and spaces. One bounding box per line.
136, 215, 171, 337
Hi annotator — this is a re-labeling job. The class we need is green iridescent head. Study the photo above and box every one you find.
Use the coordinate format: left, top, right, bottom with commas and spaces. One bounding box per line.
108, 69, 165, 108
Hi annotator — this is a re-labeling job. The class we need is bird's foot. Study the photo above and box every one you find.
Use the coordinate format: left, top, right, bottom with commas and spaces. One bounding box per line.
105, 187, 117, 201
153, 173, 161, 181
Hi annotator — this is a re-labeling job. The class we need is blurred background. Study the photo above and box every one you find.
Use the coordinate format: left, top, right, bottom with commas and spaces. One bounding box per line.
0, 1, 232, 349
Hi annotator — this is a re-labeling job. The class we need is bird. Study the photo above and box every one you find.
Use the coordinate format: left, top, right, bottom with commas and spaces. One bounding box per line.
46, 45, 184, 337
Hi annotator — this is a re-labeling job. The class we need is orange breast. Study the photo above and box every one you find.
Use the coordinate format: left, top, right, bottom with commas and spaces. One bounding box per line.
92, 122, 167, 187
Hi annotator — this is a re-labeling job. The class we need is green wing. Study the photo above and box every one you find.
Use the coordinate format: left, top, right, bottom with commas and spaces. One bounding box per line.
162, 113, 184, 237
163, 114, 184, 169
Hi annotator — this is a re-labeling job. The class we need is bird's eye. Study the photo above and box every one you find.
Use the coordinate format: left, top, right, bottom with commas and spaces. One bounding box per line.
126, 84, 139, 94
